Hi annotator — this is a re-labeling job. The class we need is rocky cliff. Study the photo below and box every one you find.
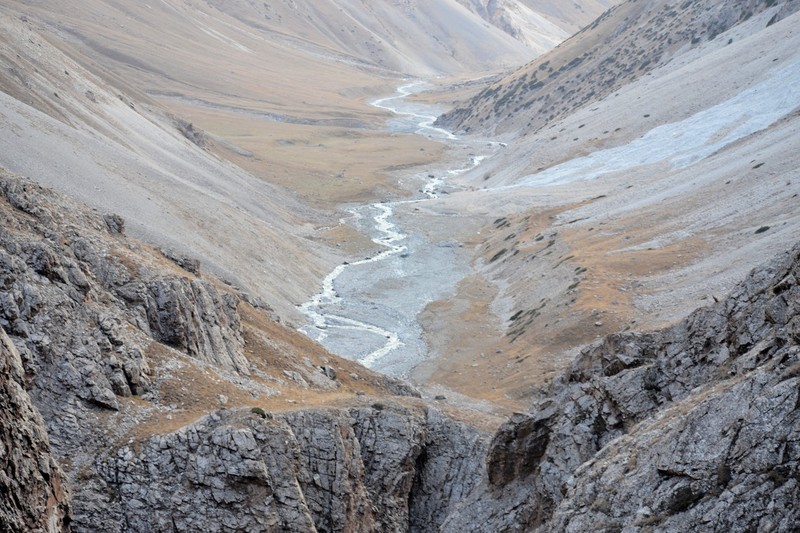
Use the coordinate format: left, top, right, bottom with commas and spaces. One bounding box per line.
1, 173, 799, 531
443, 242, 800, 531
89, 404, 486, 533
0, 329, 71, 532
0, 170, 427, 532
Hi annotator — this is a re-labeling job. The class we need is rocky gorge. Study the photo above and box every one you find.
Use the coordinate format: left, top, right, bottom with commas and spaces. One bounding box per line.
2, 170, 799, 531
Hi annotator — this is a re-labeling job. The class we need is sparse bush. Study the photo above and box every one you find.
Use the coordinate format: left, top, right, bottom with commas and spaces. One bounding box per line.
490, 249, 508, 263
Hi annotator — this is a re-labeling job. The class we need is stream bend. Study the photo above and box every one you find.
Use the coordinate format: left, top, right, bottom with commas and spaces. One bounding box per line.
299, 82, 489, 372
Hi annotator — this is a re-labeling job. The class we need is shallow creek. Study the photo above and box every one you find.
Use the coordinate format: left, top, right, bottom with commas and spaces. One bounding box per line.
299, 82, 492, 376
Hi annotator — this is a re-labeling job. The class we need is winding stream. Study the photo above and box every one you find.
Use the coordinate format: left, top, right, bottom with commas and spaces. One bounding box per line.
299, 82, 489, 374
371, 81, 457, 140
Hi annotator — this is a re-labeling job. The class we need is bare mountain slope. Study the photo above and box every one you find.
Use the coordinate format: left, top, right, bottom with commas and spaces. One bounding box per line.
201, 0, 535, 75
0, 12, 335, 320
439, 0, 800, 135
518, 0, 620, 33
456, 0, 619, 41
18, 0, 535, 83
3, 0, 547, 212
0, 3, 408, 220
452, 0, 572, 53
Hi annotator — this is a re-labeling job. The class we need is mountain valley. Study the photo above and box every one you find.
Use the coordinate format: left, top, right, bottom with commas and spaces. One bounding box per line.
1, 0, 799, 531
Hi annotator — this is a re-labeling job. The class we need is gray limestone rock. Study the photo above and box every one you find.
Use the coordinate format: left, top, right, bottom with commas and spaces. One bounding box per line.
0, 328, 71, 532
92, 405, 489, 533
139, 278, 247, 374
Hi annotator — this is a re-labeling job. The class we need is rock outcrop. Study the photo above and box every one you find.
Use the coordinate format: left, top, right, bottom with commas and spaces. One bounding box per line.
442, 243, 800, 531
127, 277, 247, 375
0, 328, 71, 532
0, 172, 250, 459
0, 173, 247, 411
0, 171, 259, 530
88, 404, 486, 533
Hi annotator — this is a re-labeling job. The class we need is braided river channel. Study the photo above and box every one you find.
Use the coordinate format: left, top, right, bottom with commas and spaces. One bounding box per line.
298, 82, 493, 376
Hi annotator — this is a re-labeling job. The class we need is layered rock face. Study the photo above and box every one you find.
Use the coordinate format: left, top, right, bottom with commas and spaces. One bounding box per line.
0, 173, 245, 407
0, 329, 71, 532
91, 405, 486, 533
0, 172, 281, 530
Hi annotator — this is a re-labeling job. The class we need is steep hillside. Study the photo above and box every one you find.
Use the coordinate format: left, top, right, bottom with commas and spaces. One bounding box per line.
202, 0, 535, 75
0, 12, 338, 321
411, 2, 800, 405
439, 0, 800, 135
453, 0, 572, 53
519, 0, 620, 33
1, 2, 445, 208
457, 0, 619, 39
17, 0, 538, 79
